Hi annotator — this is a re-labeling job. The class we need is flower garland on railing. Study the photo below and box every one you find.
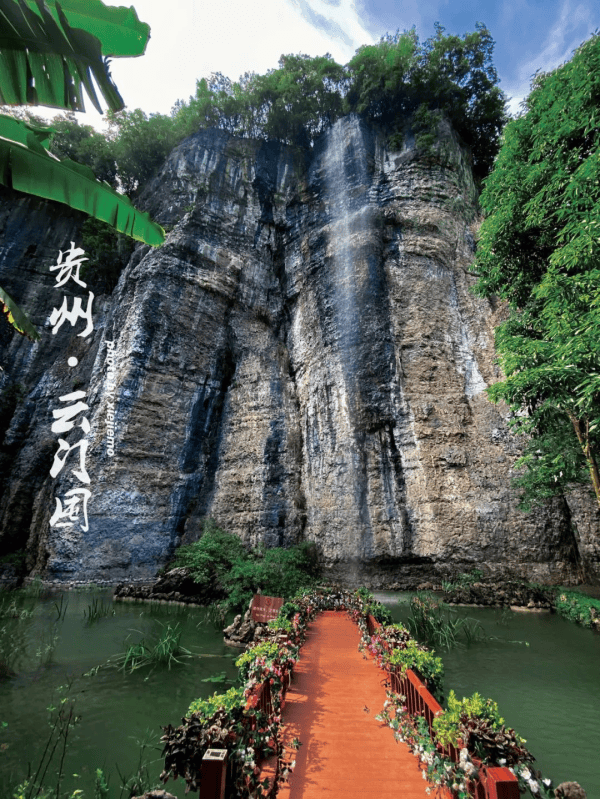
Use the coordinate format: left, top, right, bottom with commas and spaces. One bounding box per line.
376, 696, 477, 798
351, 590, 558, 799
159, 587, 353, 798
160, 604, 308, 797
236, 639, 299, 715
361, 621, 445, 701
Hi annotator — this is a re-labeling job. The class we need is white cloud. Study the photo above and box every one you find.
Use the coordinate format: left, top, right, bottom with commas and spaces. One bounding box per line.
35, 0, 375, 131
502, 0, 595, 116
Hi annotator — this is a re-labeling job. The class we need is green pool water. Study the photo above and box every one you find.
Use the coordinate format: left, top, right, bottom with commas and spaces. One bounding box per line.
0, 588, 239, 799
376, 591, 600, 798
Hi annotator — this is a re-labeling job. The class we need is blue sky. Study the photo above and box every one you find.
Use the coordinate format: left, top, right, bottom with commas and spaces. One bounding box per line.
71, 0, 598, 129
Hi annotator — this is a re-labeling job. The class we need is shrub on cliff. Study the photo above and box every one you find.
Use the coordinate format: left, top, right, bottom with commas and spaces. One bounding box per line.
171, 519, 246, 588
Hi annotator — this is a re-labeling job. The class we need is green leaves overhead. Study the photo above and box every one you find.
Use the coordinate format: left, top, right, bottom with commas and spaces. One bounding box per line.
21, 0, 150, 56
344, 23, 507, 180
0, 113, 165, 244
0, 0, 129, 112
0, 285, 40, 340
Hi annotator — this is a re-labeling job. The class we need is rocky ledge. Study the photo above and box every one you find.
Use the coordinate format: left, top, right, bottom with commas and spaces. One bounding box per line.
441, 580, 556, 609
113, 567, 225, 606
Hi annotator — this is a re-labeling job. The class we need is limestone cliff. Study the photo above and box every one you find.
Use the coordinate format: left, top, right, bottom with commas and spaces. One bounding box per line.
0, 115, 598, 585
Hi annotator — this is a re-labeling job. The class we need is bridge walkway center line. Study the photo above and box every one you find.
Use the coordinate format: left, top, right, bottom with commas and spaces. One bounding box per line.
277, 610, 434, 798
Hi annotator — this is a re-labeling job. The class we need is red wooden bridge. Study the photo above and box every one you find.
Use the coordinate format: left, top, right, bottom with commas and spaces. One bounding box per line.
277, 610, 432, 798
200, 604, 520, 799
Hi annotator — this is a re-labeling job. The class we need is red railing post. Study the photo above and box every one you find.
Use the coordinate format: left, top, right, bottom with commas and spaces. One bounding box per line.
481, 767, 521, 799
201, 748, 227, 799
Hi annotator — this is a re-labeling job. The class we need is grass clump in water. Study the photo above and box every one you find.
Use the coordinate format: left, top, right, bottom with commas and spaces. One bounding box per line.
83, 598, 115, 623
407, 593, 486, 649
111, 622, 191, 674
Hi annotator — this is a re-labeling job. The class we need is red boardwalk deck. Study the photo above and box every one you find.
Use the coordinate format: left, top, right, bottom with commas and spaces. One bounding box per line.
279, 611, 433, 799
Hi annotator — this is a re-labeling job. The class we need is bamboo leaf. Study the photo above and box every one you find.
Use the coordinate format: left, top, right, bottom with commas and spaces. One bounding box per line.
21, 0, 150, 56
0, 0, 126, 112
0, 285, 40, 340
0, 113, 165, 245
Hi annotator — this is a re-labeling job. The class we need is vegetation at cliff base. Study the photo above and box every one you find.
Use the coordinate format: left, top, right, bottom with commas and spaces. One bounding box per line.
171, 520, 320, 611
555, 590, 600, 631
474, 32, 600, 509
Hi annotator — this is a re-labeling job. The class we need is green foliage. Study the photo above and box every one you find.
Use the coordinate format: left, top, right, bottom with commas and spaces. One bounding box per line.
432, 690, 533, 768
0, 112, 165, 246
93, 768, 110, 799
172, 521, 319, 612
407, 594, 486, 649
363, 600, 393, 626
345, 23, 507, 180
48, 113, 117, 186
0, 286, 40, 341
387, 638, 445, 692
0, 0, 128, 113
105, 108, 182, 195
223, 541, 319, 612
442, 568, 484, 591
79, 217, 134, 294
171, 519, 247, 586
555, 590, 600, 629
187, 686, 245, 718
82, 597, 115, 622
433, 690, 504, 746
108, 622, 190, 673
235, 640, 283, 681
474, 32, 600, 509
174, 55, 347, 148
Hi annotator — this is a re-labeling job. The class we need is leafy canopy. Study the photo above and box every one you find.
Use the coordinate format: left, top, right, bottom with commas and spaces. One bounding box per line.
172, 519, 320, 612
168, 25, 505, 180
474, 32, 600, 508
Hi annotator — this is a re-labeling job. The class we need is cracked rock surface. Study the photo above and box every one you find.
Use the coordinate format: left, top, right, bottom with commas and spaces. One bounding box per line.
0, 116, 598, 585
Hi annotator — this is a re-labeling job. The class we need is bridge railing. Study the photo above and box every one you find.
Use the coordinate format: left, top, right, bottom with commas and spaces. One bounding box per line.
199, 665, 292, 798
366, 615, 520, 799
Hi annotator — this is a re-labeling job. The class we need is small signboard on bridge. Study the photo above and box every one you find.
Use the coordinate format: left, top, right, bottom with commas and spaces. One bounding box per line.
251, 594, 284, 623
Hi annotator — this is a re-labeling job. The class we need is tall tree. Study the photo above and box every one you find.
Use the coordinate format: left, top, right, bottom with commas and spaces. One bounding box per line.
474, 33, 600, 509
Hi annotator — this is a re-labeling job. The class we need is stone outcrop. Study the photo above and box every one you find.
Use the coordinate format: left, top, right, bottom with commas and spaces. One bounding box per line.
223, 604, 267, 648
0, 114, 598, 585
441, 580, 555, 609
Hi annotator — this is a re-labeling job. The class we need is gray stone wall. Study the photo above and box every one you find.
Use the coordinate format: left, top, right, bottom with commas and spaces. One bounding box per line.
0, 116, 597, 585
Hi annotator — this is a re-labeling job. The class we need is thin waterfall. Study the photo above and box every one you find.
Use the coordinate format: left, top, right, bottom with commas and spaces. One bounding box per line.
323, 116, 374, 369
321, 116, 376, 560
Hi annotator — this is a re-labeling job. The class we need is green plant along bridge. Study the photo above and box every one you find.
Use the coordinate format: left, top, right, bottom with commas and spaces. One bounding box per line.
198, 603, 521, 799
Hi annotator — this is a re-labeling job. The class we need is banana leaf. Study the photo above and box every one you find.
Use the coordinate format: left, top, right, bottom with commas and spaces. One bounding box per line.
0, 113, 165, 245
0, 285, 40, 340
21, 0, 150, 56
0, 0, 126, 112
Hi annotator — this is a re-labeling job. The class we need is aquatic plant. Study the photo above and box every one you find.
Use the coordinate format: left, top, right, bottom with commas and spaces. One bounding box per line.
407, 593, 486, 649
53, 595, 69, 622
113, 622, 191, 673
83, 598, 115, 623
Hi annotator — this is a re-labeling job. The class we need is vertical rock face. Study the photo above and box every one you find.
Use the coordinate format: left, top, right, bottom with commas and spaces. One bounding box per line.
0, 116, 598, 585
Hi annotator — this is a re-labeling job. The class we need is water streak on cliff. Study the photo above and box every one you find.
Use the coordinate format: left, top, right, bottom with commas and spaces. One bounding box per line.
0, 116, 597, 585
